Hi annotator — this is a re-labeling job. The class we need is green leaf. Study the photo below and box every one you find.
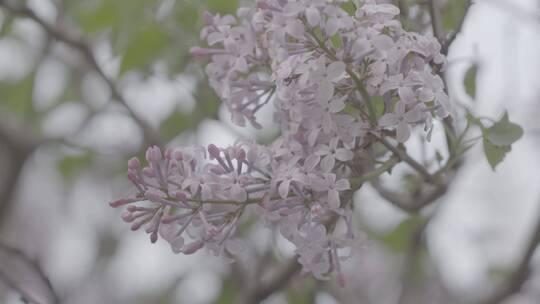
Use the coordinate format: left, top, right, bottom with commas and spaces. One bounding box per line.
442, 0, 469, 31
482, 138, 511, 170
77, 1, 121, 35
380, 215, 426, 252
175, 2, 200, 31
341, 1, 357, 15
119, 24, 169, 75
330, 34, 342, 49
0, 73, 34, 115
464, 64, 478, 99
57, 153, 93, 179
160, 111, 193, 141
206, 0, 238, 15
485, 111, 523, 147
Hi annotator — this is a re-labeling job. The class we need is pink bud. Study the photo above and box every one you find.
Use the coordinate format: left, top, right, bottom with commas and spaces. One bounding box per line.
150, 231, 158, 243
202, 11, 214, 25
121, 211, 134, 223
311, 204, 323, 217
206, 225, 219, 237
109, 199, 129, 208
257, 1, 271, 10
337, 273, 346, 287
171, 191, 187, 202
164, 148, 173, 160
173, 150, 183, 161
128, 157, 141, 170
236, 149, 246, 161
208, 144, 221, 159
145, 190, 163, 202
161, 215, 176, 224
142, 167, 155, 177
146, 146, 162, 162
190, 47, 209, 59
278, 207, 289, 216
131, 220, 144, 231
182, 240, 204, 255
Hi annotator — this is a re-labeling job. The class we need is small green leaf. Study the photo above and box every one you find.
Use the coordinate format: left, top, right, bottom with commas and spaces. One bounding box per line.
464, 64, 478, 99
330, 34, 342, 49
341, 1, 357, 15
485, 111, 523, 147
380, 215, 426, 252
482, 138, 511, 170
57, 153, 93, 179
371, 95, 385, 119
119, 25, 169, 75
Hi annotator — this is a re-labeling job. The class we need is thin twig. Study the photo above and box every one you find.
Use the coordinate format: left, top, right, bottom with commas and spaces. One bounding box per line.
427, 0, 445, 43
378, 138, 437, 184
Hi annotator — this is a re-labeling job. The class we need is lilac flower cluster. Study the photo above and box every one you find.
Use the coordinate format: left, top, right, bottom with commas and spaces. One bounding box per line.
111, 0, 449, 284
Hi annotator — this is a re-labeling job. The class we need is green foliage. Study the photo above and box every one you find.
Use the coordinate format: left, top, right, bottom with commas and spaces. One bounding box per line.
206, 0, 238, 15
57, 152, 94, 179
442, 0, 469, 31
380, 215, 426, 251
77, 1, 121, 35
175, 1, 201, 31
464, 64, 478, 99
371, 95, 385, 119
160, 111, 193, 141
0, 73, 34, 116
470, 111, 524, 170
119, 24, 169, 75
341, 1, 357, 16
485, 112, 524, 147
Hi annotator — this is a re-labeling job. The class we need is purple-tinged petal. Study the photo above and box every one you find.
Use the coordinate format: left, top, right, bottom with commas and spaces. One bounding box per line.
326, 61, 346, 80
396, 120, 411, 143
306, 6, 321, 27
378, 113, 399, 126
335, 148, 354, 161
328, 189, 340, 209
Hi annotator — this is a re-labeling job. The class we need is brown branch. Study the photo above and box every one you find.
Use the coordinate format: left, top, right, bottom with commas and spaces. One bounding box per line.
427, 0, 445, 43
378, 138, 438, 185
479, 196, 540, 304
397, 219, 429, 304
0, 1, 162, 147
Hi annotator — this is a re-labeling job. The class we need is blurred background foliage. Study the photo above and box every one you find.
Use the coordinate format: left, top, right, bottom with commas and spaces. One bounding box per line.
0, 0, 539, 304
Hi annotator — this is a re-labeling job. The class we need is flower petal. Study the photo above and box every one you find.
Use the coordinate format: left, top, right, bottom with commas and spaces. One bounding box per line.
326, 61, 346, 80
378, 113, 399, 127
335, 148, 353, 161
306, 7, 321, 27
396, 120, 411, 143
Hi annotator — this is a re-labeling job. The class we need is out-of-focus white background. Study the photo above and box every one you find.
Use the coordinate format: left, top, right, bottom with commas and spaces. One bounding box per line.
1, 0, 540, 303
